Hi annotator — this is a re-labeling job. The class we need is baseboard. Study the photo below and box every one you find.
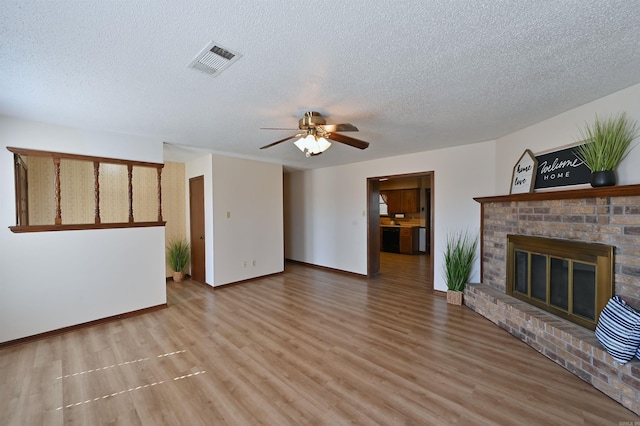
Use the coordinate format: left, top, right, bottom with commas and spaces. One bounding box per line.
285, 258, 367, 277
0, 303, 168, 349
210, 270, 285, 289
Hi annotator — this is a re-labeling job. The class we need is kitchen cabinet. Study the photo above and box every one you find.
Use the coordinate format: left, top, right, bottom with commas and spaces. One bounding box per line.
381, 189, 419, 214
400, 189, 419, 213
399, 227, 419, 254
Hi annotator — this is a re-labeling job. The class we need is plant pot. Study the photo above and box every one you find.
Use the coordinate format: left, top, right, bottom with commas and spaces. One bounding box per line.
591, 170, 616, 187
447, 290, 463, 305
173, 271, 184, 283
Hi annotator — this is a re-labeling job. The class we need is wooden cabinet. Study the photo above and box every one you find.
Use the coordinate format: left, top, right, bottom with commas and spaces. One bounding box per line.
381, 189, 419, 214
399, 227, 419, 254
400, 189, 419, 213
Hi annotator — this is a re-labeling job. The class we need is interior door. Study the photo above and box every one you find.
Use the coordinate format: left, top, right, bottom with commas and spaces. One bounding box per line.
189, 176, 206, 283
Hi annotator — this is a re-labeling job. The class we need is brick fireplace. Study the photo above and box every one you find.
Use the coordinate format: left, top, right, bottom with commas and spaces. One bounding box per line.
467, 184, 640, 415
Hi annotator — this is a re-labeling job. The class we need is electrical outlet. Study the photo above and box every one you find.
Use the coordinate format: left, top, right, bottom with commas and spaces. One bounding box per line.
252, 260, 256, 267
242, 260, 247, 268
226, 211, 231, 219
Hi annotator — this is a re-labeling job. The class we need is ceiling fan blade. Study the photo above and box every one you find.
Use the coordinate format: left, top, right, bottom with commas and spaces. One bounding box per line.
260, 134, 300, 149
326, 132, 370, 150
260, 127, 299, 130
320, 123, 359, 132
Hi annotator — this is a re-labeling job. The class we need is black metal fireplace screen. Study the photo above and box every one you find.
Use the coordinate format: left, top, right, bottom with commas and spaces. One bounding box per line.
506, 235, 614, 330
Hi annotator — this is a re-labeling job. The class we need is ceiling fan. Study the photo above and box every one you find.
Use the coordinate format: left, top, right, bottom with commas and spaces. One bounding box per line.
260, 111, 370, 157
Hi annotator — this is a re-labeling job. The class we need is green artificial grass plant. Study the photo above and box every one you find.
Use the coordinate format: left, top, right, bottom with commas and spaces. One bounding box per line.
443, 230, 478, 292
574, 113, 639, 172
167, 238, 190, 272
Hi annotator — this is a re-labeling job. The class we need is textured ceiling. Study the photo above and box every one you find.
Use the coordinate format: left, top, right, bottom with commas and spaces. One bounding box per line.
1, 1, 640, 169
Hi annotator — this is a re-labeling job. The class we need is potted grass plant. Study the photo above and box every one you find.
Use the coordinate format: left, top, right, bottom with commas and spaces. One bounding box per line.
167, 238, 190, 283
574, 113, 639, 187
443, 230, 478, 305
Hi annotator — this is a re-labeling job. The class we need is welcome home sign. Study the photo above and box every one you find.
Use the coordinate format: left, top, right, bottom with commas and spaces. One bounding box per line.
533, 144, 591, 190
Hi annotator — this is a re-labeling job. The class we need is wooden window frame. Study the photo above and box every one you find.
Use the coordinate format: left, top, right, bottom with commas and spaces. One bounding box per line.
7, 147, 166, 233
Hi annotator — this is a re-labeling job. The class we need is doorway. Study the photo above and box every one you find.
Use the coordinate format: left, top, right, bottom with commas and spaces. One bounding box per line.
367, 172, 434, 290
189, 176, 206, 283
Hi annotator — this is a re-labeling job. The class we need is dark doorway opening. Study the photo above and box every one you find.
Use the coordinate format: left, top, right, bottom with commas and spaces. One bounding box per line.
367, 172, 434, 291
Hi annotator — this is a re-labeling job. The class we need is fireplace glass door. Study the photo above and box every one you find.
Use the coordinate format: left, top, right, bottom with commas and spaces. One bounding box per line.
507, 235, 613, 330
573, 262, 596, 320
549, 257, 568, 310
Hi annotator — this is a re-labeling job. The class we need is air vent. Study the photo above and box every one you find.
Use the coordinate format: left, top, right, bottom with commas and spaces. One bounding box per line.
188, 41, 242, 77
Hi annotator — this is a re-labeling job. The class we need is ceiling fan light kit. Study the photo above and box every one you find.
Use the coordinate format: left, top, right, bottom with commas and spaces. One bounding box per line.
260, 111, 369, 157
294, 134, 332, 157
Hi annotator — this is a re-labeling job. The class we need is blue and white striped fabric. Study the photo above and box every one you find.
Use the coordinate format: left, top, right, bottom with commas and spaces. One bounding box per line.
595, 296, 640, 365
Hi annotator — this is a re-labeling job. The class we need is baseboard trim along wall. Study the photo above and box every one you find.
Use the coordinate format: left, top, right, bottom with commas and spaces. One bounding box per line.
0, 304, 168, 349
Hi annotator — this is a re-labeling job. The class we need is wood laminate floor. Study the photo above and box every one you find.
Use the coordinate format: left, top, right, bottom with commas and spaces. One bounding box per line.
1, 253, 638, 425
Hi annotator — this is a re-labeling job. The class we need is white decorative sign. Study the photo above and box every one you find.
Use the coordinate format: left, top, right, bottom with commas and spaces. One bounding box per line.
510, 149, 538, 194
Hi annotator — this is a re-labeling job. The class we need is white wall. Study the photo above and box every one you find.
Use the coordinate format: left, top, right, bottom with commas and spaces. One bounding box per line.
495, 83, 640, 194
212, 155, 284, 286
185, 154, 284, 287
286, 141, 496, 291
0, 116, 166, 343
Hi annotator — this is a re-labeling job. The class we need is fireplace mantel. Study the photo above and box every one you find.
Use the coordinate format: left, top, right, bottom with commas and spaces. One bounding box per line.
474, 183, 640, 204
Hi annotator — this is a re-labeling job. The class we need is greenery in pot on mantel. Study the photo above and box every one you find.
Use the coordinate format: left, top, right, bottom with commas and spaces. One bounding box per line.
167, 238, 190, 283
443, 230, 478, 305
574, 113, 640, 187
